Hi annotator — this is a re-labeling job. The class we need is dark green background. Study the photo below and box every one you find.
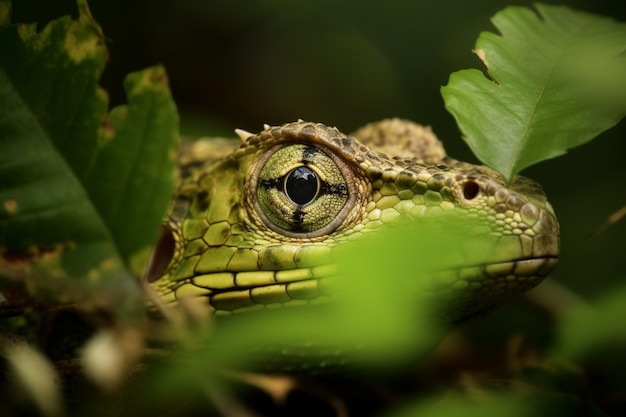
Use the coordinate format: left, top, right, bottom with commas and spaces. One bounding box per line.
13, 0, 626, 300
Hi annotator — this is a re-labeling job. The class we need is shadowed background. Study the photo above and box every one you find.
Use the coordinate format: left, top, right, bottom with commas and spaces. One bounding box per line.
13, 0, 626, 302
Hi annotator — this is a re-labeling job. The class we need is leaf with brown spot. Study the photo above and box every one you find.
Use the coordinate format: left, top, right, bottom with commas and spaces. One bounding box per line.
0, 0, 178, 314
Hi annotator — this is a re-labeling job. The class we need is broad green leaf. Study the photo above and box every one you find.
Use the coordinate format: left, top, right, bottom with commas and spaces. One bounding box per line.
0, 0, 178, 311
441, 4, 626, 182
137, 213, 510, 410
127, 214, 496, 413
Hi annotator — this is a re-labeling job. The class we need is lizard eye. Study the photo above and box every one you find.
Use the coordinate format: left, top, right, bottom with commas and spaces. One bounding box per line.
284, 166, 319, 205
250, 143, 355, 238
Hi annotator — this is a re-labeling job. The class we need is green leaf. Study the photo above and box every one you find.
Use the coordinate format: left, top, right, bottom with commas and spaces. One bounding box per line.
132, 213, 495, 402
441, 4, 626, 182
121, 216, 480, 412
87, 67, 178, 274
0, 0, 178, 311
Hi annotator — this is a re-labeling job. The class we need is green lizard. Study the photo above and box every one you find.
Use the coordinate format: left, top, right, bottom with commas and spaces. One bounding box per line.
146, 118, 559, 324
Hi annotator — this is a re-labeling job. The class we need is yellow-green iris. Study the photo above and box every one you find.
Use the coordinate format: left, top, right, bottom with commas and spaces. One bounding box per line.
253, 143, 352, 238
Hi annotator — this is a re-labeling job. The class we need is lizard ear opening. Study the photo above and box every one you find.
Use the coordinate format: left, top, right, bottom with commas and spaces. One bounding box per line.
462, 180, 480, 200
144, 226, 176, 283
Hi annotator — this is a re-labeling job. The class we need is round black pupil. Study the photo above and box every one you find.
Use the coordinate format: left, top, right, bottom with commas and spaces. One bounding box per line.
285, 166, 319, 206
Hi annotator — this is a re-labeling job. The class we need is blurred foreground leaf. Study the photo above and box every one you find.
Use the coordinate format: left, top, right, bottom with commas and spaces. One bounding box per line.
130, 214, 496, 414
0, 0, 178, 312
553, 284, 626, 361
442, 4, 626, 182
385, 390, 610, 417
384, 395, 526, 417
1, 339, 63, 417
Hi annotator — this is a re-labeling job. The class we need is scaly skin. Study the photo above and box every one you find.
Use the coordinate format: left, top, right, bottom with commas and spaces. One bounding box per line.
146, 119, 559, 321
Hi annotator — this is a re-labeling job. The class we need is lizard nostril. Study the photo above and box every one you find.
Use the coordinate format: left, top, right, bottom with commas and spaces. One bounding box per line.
144, 226, 176, 283
462, 181, 480, 200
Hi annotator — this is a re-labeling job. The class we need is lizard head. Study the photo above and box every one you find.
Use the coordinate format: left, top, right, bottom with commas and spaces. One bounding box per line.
146, 119, 559, 322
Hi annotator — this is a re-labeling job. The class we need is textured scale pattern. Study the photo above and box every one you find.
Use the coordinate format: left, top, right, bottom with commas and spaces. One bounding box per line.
146, 119, 559, 321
